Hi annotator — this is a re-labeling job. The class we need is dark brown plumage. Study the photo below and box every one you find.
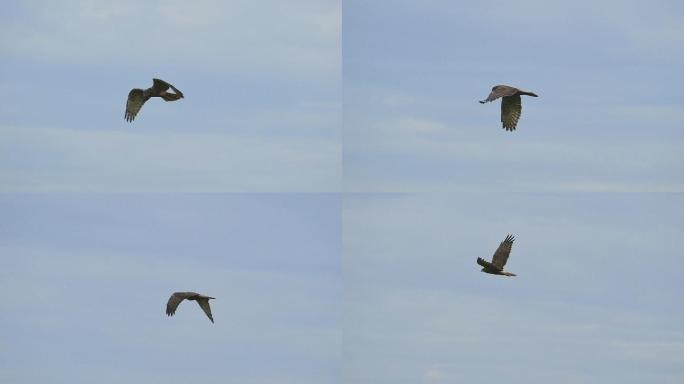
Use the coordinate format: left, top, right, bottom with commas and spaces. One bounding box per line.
166, 292, 215, 323
125, 78, 184, 122
479, 85, 538, 131
476, 234, 517, 276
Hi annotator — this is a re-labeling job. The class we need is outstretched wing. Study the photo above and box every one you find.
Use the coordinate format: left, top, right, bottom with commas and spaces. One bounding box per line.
491, 235, 515, 269
477, 257, 499, 271
501, 95, 522, 131
196, 298, 214, 323
125, 89, 147, 122
479, 85, 518, 104
154, 79, 184, 101
166, 292, 198, 316
151, 78, 171, 94
168, 83, 183, 98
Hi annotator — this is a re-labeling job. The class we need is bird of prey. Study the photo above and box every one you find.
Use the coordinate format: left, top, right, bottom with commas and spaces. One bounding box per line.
166, 292, 215, 323
125, 78, 184, 122
479, 85, 538, 131
476, 234, 517, 276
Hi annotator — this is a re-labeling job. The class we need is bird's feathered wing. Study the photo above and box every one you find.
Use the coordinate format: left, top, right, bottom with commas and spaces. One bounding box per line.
480, 85, 518, 103
125, 79, 183, 122
196, 298, 214, 323
151, 78, 171, 94
156, 79, 184, 101
501, 95, 522, 131
166, 292, 198, 316
477, 257, 499, 271
491, 234, 515, 269
168, 83, 183, 96
125, 89, 147, 122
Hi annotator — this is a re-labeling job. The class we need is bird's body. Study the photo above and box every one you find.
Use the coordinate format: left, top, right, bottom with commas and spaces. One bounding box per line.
476, 234, 517, 276
479, 85, 537, 131
125, 78, 184, 122
166, 291, 215, 323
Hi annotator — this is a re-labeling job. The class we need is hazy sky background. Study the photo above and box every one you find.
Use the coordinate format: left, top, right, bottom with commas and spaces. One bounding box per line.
0, 193, 341, 384
344, 192, 684, 383
0, 0, 340, 192
2, 1, 683, 383
343, 0, 683, 192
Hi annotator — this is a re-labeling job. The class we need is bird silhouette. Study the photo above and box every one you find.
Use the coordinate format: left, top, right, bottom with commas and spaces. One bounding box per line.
479, 85, 537, 131
476, 234, 517, 276
125, 78, 184, 122
166, 292, 215, 323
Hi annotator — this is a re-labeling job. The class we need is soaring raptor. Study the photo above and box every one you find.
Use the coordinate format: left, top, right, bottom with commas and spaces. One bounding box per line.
479, 85, 538, 131
166, 292, 215, 323
476, 234, 517, 276
125, 78, 184, 122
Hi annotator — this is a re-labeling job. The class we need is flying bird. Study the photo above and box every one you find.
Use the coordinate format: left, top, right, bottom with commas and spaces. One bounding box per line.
476, 234, 517, 276
479, 85, 538, 131
125, 78, 184, 122
166, 292, 215, 323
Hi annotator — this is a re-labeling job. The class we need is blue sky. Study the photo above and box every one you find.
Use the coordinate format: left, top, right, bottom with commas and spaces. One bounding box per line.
0, 193, 341, 384
343, 192, 684, 383
2, 1, 683, 383
0, 0, 340, 192
343, 0, 683, 192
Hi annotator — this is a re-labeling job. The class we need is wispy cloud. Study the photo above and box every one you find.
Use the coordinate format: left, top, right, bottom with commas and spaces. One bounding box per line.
343, 192, 684, 383
1, 0, 340, 76
0, 125, 340, 191
344, 109, 683, 192
343, 1, 684, 193
0, 0, 341, 193
0, 194, 341, 384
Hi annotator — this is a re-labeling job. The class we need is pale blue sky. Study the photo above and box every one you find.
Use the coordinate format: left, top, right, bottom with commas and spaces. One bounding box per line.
0, 0, 340, 192
343, 192, 684, 383
0, 193, 341, 384
343, 0, 683, 192
2, 1, 683, 383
